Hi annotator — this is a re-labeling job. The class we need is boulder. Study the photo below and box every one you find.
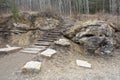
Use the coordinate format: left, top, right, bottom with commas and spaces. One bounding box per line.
54, 38, 70, 46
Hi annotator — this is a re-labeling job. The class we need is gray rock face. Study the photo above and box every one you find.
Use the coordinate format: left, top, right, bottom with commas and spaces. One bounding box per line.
72, 21, 116, 54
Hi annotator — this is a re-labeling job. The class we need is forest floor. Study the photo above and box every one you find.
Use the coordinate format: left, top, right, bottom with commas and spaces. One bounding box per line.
0, 13, 120, 80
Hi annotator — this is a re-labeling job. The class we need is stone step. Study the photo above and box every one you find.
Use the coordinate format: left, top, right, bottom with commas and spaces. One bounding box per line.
44, 35, 59, 38
43, 36, 58, 39
50, 31, 61, 33
30, 45, 47, 49
46, 34, 61, 37
23, 48, 44, 51
48, 31, 61, 33
37, 39, 54, 42
34, 42, 50, 46
47, 33, 61, 35
37, 41, 53, 43
20, 50, 40, 54
42, 38, 58, 41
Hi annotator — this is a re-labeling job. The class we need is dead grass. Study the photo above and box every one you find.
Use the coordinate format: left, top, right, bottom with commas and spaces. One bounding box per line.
70, 13, 120, 27
70, 40, 88, 55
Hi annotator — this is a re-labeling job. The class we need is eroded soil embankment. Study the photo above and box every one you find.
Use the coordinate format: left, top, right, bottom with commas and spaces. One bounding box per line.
0, 12, 61, 47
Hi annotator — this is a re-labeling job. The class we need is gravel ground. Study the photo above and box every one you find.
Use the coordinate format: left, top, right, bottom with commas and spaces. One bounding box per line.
0, 43, 120, 80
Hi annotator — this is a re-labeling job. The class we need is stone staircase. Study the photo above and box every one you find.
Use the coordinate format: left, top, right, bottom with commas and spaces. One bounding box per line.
19, 17, 66, 55
20, 26, 63, 54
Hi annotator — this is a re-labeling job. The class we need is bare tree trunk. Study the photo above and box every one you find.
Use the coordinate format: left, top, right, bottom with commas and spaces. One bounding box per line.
86, 0, 89, 14
4, 0, 119, 15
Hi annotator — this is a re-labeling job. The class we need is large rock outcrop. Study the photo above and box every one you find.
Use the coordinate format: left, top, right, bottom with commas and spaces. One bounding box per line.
64, 20, 117, 55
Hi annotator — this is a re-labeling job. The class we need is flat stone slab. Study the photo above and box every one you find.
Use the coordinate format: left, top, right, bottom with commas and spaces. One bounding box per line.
20, 50, 40, 54
0, 47, 22, 54
37, 39, 54, 42
76, 60, 92, 68
23, 48, 43, 51
39, 48, 57, 57
34, 42, 50, 46
30, 45, 46, 49
21, 47, 46, 54
21, 61, 42, 73
54, 38, 70, 46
